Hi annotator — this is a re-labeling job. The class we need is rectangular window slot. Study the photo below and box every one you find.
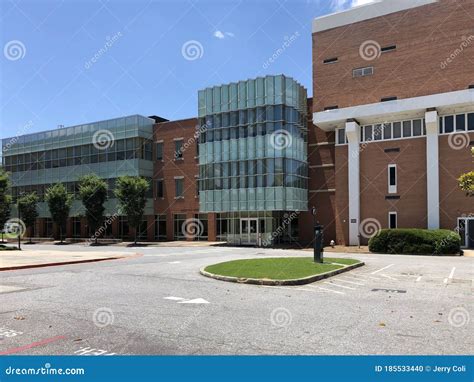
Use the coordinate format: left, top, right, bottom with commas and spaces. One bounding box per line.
324, 106, 339, 111
385, 195, 400, 200
389, 212, 398, 229
381, 96, 397, 102
323, 57, 338, 64
384, 148, 400, 153
388, 164, 397, 194
381, 45, 397, 53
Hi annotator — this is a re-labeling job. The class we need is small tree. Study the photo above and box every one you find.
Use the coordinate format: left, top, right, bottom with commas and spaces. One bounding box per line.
78, 174, 108, 244
114, 176, 149, 245
0, 168, 12, 242
18, 192, 38, 243
45, 184, 73, 243
458, 147, 474, 197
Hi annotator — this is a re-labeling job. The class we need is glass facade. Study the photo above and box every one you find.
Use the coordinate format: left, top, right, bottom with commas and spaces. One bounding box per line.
197, 75, 308, 245
1, 115, 155, 218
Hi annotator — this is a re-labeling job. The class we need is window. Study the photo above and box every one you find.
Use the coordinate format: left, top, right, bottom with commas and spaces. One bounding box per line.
456, 114, 466, 131
337, 128, 346, 145
155, 215, 167, 240
173, 214, 186, 240
156, 179, 164, 198
444, 115, 454, 133
381, 45, 396, 53
353, 66, 373, 78
156, 142, 163, 160
388, 212, 397, 229
412, 119, 422, 136
175, 177, 184, 198
323, 57, 338, 64
388, 165, 397, 194
381, 96, 397, 102
174, 139, 183, 159
468, 113, 474, 131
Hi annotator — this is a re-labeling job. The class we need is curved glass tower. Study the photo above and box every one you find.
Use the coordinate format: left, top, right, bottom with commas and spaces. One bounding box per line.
198, 75, 308, 245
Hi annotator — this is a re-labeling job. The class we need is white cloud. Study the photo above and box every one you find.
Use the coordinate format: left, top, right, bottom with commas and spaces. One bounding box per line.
330, 0, 376, 12
213, 30, 235, 40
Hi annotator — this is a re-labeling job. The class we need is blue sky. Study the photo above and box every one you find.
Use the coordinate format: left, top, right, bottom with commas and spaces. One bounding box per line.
0, 0, 371, 140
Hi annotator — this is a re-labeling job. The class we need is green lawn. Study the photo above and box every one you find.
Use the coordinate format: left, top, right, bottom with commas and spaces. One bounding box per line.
204, 257, 360, 280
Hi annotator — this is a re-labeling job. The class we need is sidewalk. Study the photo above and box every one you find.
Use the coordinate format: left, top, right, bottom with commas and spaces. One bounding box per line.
0, 248, 134, 271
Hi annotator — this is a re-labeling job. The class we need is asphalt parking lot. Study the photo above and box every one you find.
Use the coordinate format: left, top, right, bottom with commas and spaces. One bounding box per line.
0, 244, 472, 355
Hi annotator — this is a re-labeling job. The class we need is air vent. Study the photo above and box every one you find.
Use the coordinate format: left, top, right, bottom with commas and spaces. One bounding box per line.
385, 195, 400, 200
469, 85, 474, 89
323, 57, 338, 64
324, 106, 339, 111
384, 148, 400, 153
381, 45, 397, 53
381, 97, 397, 102
353, 66, 373, 78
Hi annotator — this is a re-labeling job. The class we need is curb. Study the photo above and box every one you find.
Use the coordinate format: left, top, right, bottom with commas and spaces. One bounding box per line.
0, 256, 130, 272
200, 261, 365, 286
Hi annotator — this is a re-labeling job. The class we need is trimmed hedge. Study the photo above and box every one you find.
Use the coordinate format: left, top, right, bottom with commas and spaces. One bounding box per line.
368, 229, 461, 255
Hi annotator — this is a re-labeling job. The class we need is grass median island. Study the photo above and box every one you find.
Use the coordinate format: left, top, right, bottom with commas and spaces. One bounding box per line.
204, 257, 360, 281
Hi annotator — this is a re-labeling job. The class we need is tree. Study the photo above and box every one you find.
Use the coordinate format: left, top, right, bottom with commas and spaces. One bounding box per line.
0, 168, 12, 242
18, 192, 38, 243
78, 174, 108, 245
114, 176, 149, 245
45, 184, 73, 243
458, 147, 474, 197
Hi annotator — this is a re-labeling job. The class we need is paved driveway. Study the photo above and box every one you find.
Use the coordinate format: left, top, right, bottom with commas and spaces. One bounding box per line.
0, 244, 472, 355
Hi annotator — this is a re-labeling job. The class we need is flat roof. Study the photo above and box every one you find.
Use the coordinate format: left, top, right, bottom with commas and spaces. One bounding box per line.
312, 0, 438, 33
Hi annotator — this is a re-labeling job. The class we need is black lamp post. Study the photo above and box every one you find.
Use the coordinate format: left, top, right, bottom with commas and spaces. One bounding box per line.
311, 206, 323, 263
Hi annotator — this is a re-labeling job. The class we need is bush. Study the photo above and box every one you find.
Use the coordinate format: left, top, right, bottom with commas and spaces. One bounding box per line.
368, 229, 461, 255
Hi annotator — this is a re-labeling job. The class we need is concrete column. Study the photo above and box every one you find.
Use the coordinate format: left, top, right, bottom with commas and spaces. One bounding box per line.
345, 120, 361, 246
425, 110, 440, 229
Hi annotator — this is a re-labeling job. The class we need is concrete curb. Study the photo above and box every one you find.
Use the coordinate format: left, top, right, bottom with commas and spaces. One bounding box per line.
0, 256, 129, 272
200, 261, 365, 286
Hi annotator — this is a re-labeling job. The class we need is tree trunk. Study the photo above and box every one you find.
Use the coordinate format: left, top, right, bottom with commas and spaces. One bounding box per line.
134, 227, 138, 246
60, 226, 63, 243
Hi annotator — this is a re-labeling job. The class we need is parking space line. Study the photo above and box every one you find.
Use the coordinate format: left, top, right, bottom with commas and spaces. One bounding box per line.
380, 274, 398, 281
416, 276, 422, 282
371, 264, 394, 275
444, 267, 456, 284
316, 286, 345, 295
336, 277, 365, 286
323, 282, 355, 290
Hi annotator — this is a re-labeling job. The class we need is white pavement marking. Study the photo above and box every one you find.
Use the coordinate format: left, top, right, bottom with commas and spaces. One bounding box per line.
177, 298, 209, 304
323, 282, 355, 290
380, 274, 398, 281
416, 276, 422, 282
336, 277, 365, 286
316, 286, 345, 295
371, 264, 394, 275
168, 261, 182, 264
261, 286, 314, 292
444, 267, 456, 284
164, 297, 186, 301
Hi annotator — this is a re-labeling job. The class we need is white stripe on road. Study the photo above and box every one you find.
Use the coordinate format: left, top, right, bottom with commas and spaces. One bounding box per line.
261, 286, 314, 292
444, 267, 456, 284
335, 277, 365, 286
380, 274, 398, 281
323, 282, 355, 290
371, 264, 394, 275
416, 276, 422, 282
316, 286, 345, 295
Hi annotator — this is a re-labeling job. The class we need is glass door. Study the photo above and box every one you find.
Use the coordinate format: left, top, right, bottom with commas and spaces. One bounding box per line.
240, 218, 258, 245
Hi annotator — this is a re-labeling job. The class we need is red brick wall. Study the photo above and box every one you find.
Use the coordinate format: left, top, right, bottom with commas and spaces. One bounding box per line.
312, 0, 473, 112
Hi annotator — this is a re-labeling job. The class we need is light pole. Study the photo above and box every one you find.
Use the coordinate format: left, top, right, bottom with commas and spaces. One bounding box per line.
17, 199, 21, 250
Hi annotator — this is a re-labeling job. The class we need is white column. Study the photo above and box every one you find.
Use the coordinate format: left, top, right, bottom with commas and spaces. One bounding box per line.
345, 121, 360, 245
425, 110, 440, 229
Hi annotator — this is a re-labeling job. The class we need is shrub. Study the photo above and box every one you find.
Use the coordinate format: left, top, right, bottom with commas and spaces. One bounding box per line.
368, 229, 461, 255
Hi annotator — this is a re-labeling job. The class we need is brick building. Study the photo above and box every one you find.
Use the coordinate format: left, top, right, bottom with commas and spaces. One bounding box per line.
2, 0, 473, 248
